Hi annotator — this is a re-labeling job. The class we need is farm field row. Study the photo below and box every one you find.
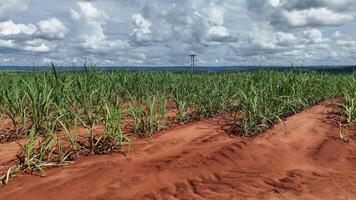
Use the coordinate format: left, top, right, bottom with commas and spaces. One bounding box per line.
0, 98, 355, 199
0, 71, 355, 184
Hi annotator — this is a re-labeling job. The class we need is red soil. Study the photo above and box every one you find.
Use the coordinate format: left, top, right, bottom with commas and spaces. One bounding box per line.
0, 141, 19, 174
0, 101, 356, 200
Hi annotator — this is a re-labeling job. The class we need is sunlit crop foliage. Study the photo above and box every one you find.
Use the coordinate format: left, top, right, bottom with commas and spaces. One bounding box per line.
0, 70, 355, 183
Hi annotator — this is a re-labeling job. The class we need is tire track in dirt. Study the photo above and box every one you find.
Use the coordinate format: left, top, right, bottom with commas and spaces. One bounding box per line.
0, 100, 356, 200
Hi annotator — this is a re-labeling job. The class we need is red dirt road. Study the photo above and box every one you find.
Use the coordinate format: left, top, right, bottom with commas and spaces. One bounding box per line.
0, 101, 356, 200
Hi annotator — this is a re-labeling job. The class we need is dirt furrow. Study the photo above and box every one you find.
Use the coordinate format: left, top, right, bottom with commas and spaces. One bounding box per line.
0, 101, 355, 200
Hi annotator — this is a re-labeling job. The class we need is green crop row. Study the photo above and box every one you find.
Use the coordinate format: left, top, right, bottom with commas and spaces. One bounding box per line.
0, 70, 355, 184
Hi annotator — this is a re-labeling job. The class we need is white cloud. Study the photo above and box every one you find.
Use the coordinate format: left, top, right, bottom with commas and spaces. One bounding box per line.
276, 32, 297, 46
1, 0, 356, 66
206, 25, 235, 42
130, 14, 157, 45
132, 14, 151, 34
248, 0, 355, 28
0, 18, 67, 53
269, 0, 281, 7
70, 2, 107, 44
288, 0, 356, 10
70, 1, 129, 53
281, 8, 354, 27
0, 39, 14, 48
0, 38, 53, 53
0, 0, 30, 21
303, 28, 327, 44
37, 18, 69, 39
231, 30, 283, 57
208, 6, 225, 25
132, 0, 237, 56
332, 31, 356, 47
0, 20, 37, 36
22, 43, 50, 52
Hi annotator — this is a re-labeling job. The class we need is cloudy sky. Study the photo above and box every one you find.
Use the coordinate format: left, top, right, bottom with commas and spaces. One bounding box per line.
0, 0, 356, 66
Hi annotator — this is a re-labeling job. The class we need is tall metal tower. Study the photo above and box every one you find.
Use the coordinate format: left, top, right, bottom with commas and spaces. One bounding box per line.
190, 54, 197, 73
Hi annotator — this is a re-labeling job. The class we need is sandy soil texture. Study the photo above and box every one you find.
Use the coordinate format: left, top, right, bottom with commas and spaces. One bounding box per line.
0, 101, 355, 200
